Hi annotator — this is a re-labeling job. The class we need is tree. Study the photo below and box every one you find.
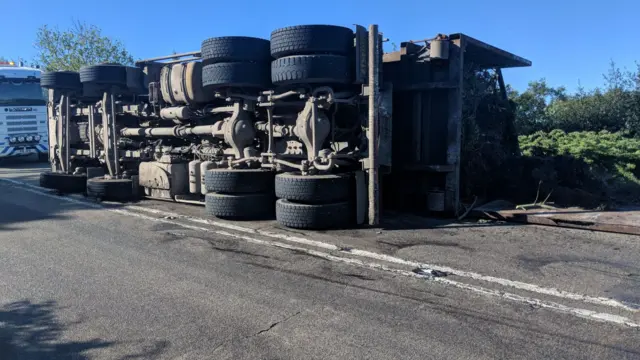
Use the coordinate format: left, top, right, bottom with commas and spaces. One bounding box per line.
509, 79, 567, 134
509, 63, 640, 136
34, 21, 134, 72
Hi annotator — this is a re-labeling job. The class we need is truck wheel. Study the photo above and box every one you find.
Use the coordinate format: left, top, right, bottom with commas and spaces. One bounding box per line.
275, 199, 353, 230
86, 178, 134, 202
271, 55, 352, 85
41, 71, 82, 91
79, 64, 127, 88
39, 171, 86, 193
202, 62, 271, 89
125, 66, 145, 94
205, 192, 274, 220
270, 25, 354, 58
201, 36, 271, 63
204, 169, 275, 194
275, 172, 351, 204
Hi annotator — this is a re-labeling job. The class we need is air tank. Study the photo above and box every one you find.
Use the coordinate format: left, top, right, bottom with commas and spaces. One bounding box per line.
189, 160, 202, 194
200, 161, 217, 195
160, 106, 191, 122
160, 62, 215, 105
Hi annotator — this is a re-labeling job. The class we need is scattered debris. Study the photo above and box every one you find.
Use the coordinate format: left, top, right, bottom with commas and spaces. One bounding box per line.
515, 180, 556, 211
457, 196, 478, 221
412, 267, 448, 278
472, 200, 640, 236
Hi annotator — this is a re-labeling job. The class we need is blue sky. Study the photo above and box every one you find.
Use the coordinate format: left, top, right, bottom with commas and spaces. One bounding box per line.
1, 0, 638, 92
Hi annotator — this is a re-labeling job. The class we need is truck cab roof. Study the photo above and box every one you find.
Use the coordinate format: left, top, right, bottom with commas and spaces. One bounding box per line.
0, 66, 42, 79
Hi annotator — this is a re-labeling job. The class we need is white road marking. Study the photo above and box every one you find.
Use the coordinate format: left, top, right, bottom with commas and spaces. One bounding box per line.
5, 178, 640, 311
127, 205, 639, 312
1, 178, 639, 328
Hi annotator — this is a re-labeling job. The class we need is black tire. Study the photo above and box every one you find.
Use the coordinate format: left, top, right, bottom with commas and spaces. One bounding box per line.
201, 36, 271, 63
41, 71, 82, 91
204, 169, 274, 194
270, 25, 354, 58
205, 192, 274, 220
86, 178, 134, 202
275, 199, 353, 230
39, 171, 86, 193
125, 66, 145, 94
202, 62, 271, 89
275, 172, 351, 204
271, 55, 352, 85
79, 64, 127, 87
37, 153, 49, 163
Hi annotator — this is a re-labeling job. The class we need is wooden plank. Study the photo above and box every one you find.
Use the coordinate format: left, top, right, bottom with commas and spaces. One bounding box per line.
472, 202, 640, 236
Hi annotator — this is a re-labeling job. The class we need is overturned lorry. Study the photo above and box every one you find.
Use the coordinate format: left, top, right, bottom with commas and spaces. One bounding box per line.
39, 24, 530, 229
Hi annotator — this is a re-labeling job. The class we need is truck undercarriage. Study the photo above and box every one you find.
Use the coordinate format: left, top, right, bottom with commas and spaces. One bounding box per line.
40, 24, 530, 230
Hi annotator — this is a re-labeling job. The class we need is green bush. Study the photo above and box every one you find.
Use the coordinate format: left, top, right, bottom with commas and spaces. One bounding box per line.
519, 130, 640, 204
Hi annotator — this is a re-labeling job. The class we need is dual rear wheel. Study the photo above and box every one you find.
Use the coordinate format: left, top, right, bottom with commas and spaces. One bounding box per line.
199, 25, 356, 89
274, 173, 354, 230
203, 169, 275, 220
269, 25, 355, 86
203, 169, 355, 229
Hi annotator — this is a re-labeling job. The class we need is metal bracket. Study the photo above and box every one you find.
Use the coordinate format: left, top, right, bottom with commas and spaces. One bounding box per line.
56, 94, 70, 173
367, 24, 381, 226
46, 89, 58, 171
223, 102, 256, 159
101, 91, 119, 177
87, 105, 97, 159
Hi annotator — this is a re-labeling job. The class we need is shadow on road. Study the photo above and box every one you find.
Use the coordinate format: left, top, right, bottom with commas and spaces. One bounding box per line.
0, 300, 171, 360
379, 212, 517, 231
0, 158, 50, 184
0, 185, 116, 232
0, 300, 112, 359
0, 198, 72, 232
0, 183, 137, 234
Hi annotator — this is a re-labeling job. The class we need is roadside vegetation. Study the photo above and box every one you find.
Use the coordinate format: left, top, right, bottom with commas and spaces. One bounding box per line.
507, 64, 640, 207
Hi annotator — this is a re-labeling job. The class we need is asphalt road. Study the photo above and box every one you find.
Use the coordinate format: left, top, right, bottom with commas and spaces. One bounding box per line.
0, 162, 639, 359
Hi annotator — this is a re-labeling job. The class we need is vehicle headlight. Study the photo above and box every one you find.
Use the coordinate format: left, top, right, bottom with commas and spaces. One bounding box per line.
34, 135, 41, 141
18, 136, 25, 142
10, 137, 17, 143
26, 136, 33, 141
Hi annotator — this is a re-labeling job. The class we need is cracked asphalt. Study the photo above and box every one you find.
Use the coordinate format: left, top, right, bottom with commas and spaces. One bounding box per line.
1, 162, 639, 359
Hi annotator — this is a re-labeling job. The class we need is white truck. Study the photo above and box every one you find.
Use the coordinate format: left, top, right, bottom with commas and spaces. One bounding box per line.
0, 61, 48, 161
